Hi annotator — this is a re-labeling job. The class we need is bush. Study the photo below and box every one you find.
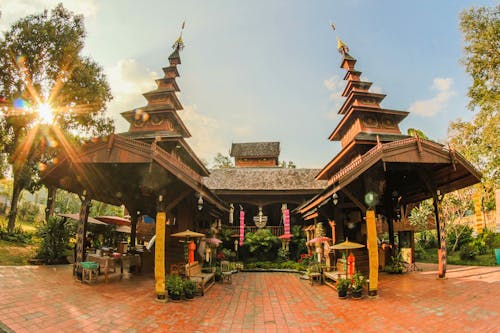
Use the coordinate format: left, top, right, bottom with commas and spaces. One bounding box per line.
17, 200, 42, 224
35, 216, 70, 264
384, 250, 406, 274
165, 275, 184, 297
459, 243, 476, 260
0, 221, 34, 244
244, 229, 279, 261
417, 230, 438, 249
446, 225, 473, 252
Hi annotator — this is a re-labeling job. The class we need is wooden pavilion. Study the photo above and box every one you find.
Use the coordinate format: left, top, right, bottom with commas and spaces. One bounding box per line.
295, 39, 481, 296
41, 32, 227, 300
204, 142, 327, 237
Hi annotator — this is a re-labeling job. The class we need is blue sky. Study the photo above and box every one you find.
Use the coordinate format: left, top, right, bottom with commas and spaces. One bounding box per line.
1, 0, 496, 168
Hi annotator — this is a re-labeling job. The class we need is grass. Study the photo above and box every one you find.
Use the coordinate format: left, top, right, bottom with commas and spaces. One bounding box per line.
0, 216, 39, 266
0, 239, 37, 265
416, 248, 498, 266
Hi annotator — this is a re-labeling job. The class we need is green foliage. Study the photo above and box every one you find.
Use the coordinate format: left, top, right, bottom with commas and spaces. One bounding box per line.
279, 161, 297, 168
277, 247, 289, 261
384, 250, 406, 274
244, 229, 279, 261
35, 216, 70, 264
449, 5, 499, 203
0, 220, 34, 244
350, 272, 367, 292
336, 277, 350, 292
165, 275, 184, 297
407, 128, 429, 140
17, 200, 42, 224
446, 225, 473, 252
460, 243, 477, 260
244, 260, 305, 271
183, 279, 197, 296
416, 230, 438, 249
0, 4, 114, 232
409, 200, 433, 231
212, 153, 233, 169
289, 225, 308, 261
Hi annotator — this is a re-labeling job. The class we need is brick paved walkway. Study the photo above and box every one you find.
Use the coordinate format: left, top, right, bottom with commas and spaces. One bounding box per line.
0, 263, 498, 332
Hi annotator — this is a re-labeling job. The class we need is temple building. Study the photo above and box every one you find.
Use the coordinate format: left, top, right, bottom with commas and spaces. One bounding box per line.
205, 142, 326, 236
296, 39, 481, 295
40, 28, 481, 298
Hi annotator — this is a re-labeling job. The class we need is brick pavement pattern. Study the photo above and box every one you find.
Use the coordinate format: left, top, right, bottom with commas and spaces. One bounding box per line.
0, 263, 499, 332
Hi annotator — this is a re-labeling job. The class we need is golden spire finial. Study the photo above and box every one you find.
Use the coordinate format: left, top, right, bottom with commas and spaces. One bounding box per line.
172, 21, 185, 50
337, 37, 349, 55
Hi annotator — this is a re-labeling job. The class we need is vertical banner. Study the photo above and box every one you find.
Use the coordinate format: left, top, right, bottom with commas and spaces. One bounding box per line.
473, 192, 484, 235
283, 209, 290, 235
366, 209, 379, 296
239, 210, 245, 246
155, 212, 166, 299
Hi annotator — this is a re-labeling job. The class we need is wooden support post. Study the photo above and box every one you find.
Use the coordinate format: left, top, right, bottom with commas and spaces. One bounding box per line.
155, 194, 167, 301
434, 196, 446, 278
366, 209, 378, 297
129, 210, 138, 248
75, 194, 91, 279
44, 186, 56, 222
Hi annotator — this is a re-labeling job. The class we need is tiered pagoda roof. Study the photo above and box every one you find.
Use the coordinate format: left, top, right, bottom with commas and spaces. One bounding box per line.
119, 34, 208, 177
317, 42, 409, 181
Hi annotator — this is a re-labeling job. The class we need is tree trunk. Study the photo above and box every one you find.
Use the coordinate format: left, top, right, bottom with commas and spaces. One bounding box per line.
7, 183, 22, 233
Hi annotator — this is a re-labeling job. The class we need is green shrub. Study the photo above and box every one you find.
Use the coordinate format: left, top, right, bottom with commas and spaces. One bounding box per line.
384, 250, 406, 274
417, 230, 438, 249
446, 225, 473, 252
244, 229, 279, 261
459, 243, 476, 260
165, 275, 184, 297
35, 216, 70, 264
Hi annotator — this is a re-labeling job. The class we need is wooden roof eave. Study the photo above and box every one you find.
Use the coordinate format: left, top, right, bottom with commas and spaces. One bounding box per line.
328, 107, 409, 141
298, 138, 481, 215
316, 140, 357, 180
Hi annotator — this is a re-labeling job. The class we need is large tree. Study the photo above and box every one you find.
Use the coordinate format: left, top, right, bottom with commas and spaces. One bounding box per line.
0, 4, 114, 232
448, 5, 499, 207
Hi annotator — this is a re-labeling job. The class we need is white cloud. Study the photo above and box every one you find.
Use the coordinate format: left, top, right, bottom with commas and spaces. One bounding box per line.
409, 77, 455, 117
0, 0, 99, 32
105, 58, 158, 131
323, 75, 345, 119
180, 104, 227, 164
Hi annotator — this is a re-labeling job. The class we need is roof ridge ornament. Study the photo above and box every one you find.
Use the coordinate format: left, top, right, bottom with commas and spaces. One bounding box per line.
172, 21, 185, 51
337, 37, 349, 56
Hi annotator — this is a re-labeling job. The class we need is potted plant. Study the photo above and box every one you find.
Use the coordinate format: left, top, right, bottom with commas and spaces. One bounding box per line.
166, 275, 184, 301
183, 279, 197, 300
336, 277, 350, 298
351, 272, 366, 299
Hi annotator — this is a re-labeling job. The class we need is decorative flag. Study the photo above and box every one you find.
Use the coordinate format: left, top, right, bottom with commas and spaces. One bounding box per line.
329, 21, 336, 31
283, 209, 290, 235
239, 210, 245, 246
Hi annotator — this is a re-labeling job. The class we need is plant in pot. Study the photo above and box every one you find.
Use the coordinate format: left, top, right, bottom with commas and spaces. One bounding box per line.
336, 277, 350, 299
166, 275, 184, 301
350, 272, 366, 299
183, 279, 197, 300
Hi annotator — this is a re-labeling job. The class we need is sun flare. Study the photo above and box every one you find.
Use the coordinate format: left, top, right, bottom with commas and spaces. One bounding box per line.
37, 103, 54, 124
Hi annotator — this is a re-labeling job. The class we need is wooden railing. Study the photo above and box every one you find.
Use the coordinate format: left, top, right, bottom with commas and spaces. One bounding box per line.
225, 226, 284, 237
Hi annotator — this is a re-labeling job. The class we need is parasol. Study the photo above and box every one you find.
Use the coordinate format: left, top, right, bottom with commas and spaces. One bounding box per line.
278, 234, 294, 239
94, 216, 131, 226
205, 237, 222, 245
330, 238, 365, 250
331, 238, 365, 278
171, 229, 205, 238
57, 213, 106, 225
308, 236, 331, 244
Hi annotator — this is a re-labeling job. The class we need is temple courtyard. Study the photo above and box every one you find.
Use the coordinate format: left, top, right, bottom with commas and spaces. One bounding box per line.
0, 263, 498, 332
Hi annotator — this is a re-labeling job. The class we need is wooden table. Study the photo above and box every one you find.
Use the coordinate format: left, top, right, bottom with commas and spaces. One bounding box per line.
86, 254, 141, 283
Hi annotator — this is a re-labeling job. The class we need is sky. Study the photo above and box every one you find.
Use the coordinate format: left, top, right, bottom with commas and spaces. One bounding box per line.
0, 0, 496, 168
